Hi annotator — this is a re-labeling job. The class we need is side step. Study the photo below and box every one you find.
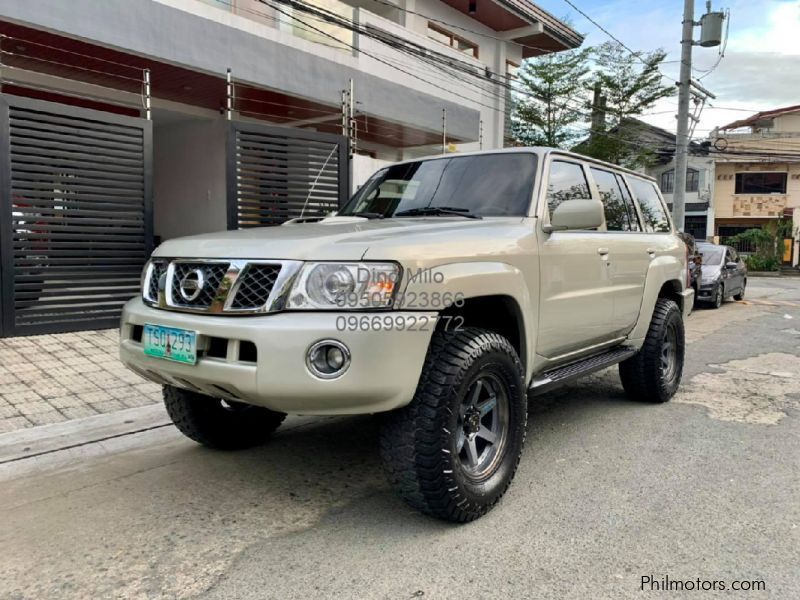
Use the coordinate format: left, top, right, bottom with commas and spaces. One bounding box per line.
529, 346, 637, 396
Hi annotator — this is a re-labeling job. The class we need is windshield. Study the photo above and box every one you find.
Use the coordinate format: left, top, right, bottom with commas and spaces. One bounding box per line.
340, 153, 537, 218
699, 246, 725, 265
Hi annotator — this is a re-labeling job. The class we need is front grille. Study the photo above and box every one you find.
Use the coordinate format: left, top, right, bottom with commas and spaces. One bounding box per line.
169, 262, 230, 308
143, 259, 294, 314
230, 264, 281, 310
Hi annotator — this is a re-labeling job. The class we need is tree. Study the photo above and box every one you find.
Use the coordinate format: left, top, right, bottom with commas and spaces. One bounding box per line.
510, 48, 592, 148
578, 42, 675, 166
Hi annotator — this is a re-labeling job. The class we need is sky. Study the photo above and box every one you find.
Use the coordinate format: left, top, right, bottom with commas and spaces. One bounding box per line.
532, 0, 800, 137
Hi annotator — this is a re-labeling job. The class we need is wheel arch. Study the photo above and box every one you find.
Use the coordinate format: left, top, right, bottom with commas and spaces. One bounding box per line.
440, 294, 527, 373
398, 262, 533, 378
628, 255, 688, 342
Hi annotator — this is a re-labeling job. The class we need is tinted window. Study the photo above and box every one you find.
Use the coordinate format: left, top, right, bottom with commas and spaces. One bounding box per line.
628, 178, 671, 232
661, 168, 698, 193
735, 172, 787, 194
615, 174, 641, 231
340, 153, 537, 217
660, 170, 674, 194
546, 161, 591, 215
590, 167, 638, 231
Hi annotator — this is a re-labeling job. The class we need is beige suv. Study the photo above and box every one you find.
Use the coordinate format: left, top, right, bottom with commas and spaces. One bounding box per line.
120, 148, 693, 522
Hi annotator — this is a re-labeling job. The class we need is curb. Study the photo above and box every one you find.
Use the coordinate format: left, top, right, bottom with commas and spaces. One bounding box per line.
0, 404, 170, 465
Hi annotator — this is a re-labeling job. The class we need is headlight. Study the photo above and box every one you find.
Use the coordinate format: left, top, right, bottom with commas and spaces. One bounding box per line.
287, 262, 400, 310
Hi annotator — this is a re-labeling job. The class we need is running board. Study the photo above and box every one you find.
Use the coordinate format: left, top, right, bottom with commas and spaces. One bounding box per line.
529, 346, 637, 396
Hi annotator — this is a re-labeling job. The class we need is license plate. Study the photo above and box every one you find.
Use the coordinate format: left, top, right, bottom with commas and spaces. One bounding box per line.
143, 324, 197, 365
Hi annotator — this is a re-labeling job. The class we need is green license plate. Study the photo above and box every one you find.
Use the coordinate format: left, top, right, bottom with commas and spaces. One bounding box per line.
143, 324, 197, 365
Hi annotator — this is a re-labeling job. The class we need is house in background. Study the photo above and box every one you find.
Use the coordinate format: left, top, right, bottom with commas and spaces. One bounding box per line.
630, 121, 715, 241
709, 105, 800, 266
0, 0, 582, 337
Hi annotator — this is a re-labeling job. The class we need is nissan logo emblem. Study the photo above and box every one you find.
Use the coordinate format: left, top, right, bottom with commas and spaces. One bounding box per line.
179, 268, 205, 302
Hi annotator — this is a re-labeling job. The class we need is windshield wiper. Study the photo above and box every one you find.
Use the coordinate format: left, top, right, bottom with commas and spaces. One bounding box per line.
350, 212, 385, 219
395, 206, 482, 219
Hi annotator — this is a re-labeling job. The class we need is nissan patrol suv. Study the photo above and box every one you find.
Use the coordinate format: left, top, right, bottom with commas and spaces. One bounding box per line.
120, 148, 693, 522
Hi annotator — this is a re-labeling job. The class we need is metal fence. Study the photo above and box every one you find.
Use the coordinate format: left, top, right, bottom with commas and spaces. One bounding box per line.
0, 95, 152, 337
226, 121, 349, 228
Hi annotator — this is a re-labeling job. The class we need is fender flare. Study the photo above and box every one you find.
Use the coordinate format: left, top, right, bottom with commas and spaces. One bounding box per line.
629, 255, 686, 341
398, 262, 533, 379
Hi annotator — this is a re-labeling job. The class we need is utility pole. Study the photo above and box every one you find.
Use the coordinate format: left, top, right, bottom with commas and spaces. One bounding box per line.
674, 1, 725, 232
672, 0, 695, 232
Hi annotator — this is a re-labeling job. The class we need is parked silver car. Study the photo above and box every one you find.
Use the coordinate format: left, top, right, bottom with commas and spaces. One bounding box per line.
696, 243, 747, 308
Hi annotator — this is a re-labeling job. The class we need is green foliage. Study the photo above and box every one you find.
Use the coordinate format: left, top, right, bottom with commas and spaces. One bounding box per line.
577, 42, 675, 167
743, 255, 780, 272
510, 48, 592, 148
728, 219, 792, 271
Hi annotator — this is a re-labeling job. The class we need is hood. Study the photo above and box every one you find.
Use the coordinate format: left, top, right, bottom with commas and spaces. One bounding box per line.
154, 216, 530, 262
701, 264, 722, 281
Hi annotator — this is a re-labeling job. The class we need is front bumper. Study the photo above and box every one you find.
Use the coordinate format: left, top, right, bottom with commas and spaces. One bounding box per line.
680, 287, 695, 319
696, 282, 718, 301
120, 298, 436, 415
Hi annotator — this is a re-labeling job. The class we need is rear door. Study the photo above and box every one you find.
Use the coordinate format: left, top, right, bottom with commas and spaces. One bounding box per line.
588, 167, 650, 335
537, 159, 616, 358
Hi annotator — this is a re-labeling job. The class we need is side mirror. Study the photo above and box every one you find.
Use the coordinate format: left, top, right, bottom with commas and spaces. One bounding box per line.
725, 261, 738, 270
544, 199, 605, 232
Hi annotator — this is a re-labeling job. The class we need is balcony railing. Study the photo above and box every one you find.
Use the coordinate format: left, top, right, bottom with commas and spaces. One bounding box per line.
197, 0, 356, 52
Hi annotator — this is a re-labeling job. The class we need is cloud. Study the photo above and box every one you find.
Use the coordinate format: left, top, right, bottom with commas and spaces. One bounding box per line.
535, 0, 800, 134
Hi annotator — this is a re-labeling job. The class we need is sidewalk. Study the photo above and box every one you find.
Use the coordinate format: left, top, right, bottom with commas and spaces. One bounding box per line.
0, 329, 160, 433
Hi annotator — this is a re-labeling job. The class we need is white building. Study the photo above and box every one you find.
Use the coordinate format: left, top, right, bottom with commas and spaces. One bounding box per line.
0, 0, 581, 336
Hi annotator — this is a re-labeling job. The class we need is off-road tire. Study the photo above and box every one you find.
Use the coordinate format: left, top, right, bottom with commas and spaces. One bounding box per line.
619, 298, 684, 403
733, 281, 746, 301
379, 328, 527, 522
163, 385, 286, 450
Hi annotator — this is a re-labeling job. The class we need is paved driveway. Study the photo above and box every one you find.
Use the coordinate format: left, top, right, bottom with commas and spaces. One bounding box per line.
0, 330, 160, 432
1, 278, 798, 599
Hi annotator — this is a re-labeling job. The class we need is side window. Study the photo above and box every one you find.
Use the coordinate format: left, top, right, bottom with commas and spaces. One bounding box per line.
590, 167, 636, 231
628, 178, 671, 232
615, 174, 641, 231
546, 160, 591, 215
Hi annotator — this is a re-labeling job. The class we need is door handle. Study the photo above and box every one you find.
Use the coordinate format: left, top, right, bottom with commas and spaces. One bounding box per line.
597, 247, 609, 255
646, 248, 656, 258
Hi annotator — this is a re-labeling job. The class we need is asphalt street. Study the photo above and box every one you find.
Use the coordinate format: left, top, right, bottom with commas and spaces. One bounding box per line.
1, 278, 798, 599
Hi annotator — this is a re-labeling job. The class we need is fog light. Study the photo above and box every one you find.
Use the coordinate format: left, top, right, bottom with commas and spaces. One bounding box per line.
306, 340, 351, 379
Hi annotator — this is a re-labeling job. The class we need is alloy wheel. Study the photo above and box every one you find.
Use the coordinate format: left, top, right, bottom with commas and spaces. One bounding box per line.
456, 373, 509, 480
660, 321, 679, 384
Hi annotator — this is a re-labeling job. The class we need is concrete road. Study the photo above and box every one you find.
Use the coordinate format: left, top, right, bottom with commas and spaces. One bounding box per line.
2, 278, 799, 599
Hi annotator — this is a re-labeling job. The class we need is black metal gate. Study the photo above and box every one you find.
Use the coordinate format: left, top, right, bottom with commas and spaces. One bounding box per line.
227, 121, 349, 228
0, 95, 152, 337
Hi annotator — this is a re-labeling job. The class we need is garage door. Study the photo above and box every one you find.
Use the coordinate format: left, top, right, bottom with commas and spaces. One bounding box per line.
227, 121, 350, 228
0, 95, 153, 337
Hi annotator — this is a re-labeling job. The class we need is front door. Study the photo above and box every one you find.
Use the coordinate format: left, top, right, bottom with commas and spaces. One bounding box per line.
537, 159, 616, 359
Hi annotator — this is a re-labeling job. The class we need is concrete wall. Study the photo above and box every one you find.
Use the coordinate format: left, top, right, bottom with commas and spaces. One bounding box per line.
772, 113, 800, 133
153, 118, 228, 241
